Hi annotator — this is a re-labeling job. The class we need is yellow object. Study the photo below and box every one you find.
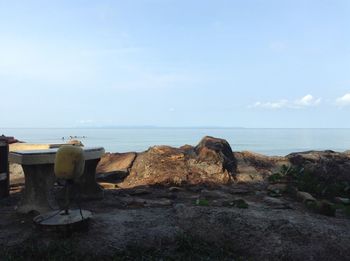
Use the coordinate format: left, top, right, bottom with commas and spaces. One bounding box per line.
54, 145, 85, 180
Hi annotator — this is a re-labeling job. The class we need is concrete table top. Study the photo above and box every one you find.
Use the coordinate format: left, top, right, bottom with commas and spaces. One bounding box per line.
9, 147, 105, 165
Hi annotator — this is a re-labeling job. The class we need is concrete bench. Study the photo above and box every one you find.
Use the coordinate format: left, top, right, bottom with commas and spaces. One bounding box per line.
9, 147, 105, 213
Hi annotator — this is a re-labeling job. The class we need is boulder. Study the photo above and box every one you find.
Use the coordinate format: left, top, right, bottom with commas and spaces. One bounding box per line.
194, 136, 236, 175
96, 152, 136, 180
296, 191, 316, 203
234, 151, 288, 182
288, 151, 350, 183
287, 151, 350, 198
120, 136, 237, 187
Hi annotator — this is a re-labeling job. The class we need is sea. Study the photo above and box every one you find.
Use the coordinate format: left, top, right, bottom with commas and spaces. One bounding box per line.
2, 128, 350, 156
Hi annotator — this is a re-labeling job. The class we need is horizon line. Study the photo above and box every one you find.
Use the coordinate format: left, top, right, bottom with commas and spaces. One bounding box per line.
2, 126, 350, 130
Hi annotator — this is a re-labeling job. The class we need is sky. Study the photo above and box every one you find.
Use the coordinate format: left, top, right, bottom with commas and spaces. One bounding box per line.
0, 0, 349, 128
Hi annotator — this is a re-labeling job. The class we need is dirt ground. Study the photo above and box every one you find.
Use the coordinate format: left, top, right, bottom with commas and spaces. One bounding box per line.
1, 177, 350, 260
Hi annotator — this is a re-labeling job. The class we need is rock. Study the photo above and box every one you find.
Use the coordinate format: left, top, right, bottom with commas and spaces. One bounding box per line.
144, 199, 172, 207
98, 182, 116, 189
287, 151, 350, 198
200, 189, 232, 199
234, 151, 288, 182
296, 191, 316, 203
194, 136, 237, 176
96, 171, 129, 183
267, 183, 287, 197
268, 183, 287, 192
96, 152, 136, 177
263, 197, 291, 209
334, 197, 350, 205
120, 136, 237, 187
128, 188, 152, 196
305, 200, 336, 217
226, 199, 249, 209
168, 187, 184, 192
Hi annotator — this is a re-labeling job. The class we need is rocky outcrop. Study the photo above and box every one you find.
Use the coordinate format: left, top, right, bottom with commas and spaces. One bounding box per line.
287, 151, 350, 198
288, 150, 350, 182
120, 136, 237, 187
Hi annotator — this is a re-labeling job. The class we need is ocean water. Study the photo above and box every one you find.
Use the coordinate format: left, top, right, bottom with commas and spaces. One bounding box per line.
2, 128, 350, 156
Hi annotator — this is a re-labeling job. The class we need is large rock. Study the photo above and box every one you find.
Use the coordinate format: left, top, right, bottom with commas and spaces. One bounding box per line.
97, 152, 136, 174
288, 150, 350, 198
193, 136, 237, 175
234, 151, 288, 182
120, 136, 237, 187
288, 151, 350, 181
96, 152, 136, 181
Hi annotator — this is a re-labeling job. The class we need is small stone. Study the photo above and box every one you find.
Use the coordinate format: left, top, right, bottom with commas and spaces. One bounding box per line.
168, 187, 184, 192
267, 184, 287, 193
267, 183, 287, 197
296, 191, 316, 203
99, 182, 116, 189
144, 199, 172, 207
263, 197, 291, 209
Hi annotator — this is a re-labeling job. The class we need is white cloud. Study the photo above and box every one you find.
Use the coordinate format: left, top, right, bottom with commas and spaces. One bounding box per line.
336, 93, 350, 107
251, 100, 288, 109
294, 94, 321, 107
251, 94, 321, 110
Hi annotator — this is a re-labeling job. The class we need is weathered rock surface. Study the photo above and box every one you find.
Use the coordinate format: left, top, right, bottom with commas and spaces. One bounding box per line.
120, 136, 237, 187
288, 150, 350, 183
296, 191, 316, 203
288, 151, 350, 198
9, 163, 24, 184
96, 152, 136, 182
235, 151, 288, 182
97, 152, 136, 174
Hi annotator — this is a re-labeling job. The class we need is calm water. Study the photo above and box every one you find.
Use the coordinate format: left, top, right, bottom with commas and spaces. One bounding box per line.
2, 128, 350, 156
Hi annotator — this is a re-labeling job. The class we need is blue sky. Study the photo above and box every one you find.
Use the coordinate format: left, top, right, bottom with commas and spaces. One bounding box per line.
0, 0, 349, 128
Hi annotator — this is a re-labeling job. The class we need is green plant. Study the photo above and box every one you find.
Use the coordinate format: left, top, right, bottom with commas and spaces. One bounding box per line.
273, 165, 350, 200
267, 173, 283, 183
233, 199, 249, 209
195, 199, 209, 206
